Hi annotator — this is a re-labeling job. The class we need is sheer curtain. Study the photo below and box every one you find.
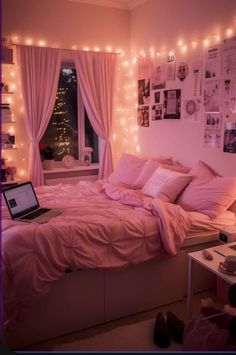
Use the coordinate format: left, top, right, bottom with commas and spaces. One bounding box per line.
17, 45, 62, 186
73, 51, 117, 179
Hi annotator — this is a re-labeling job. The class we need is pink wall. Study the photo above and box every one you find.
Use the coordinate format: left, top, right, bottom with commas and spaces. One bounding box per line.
2, 0, 131, 176
130, 0, 236, 176
2, 0, 236, 177
3, 0, 130, 52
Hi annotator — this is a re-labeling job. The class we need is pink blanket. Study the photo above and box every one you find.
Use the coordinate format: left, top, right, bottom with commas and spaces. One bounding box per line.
2, 180, 192, 331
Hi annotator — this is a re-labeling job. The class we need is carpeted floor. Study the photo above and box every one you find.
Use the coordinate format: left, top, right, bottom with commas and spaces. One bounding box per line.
23, 289, 222, 352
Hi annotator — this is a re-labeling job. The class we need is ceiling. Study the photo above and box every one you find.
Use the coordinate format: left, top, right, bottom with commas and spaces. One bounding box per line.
68, 0, 147, 10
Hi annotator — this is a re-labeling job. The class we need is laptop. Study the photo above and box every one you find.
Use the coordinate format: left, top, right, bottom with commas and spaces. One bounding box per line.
2, 181, 63, 223
214, 243, 236, 257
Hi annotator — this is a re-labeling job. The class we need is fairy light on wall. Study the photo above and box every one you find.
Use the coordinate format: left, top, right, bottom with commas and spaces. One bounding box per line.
6, 21, 236, 169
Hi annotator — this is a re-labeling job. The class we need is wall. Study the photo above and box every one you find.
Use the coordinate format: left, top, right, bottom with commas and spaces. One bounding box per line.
2, 0, 131, 177
130, 0, 236, 176
2, 0, 236, 177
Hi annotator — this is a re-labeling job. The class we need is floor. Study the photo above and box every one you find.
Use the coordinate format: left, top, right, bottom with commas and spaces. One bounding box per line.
22, 289, 223, 352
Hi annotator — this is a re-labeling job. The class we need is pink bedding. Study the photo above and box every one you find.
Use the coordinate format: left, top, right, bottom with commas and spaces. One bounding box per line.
2, 180, 192, 331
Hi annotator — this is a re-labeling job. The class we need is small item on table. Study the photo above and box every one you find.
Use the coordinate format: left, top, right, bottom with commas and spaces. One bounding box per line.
202, 249, 214, 260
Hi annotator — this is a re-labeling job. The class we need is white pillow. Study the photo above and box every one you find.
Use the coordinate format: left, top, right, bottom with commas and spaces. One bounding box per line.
142, 166, 192, 202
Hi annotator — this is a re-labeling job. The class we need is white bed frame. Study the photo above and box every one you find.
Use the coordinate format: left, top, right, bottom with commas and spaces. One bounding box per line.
5, 231, 221, 349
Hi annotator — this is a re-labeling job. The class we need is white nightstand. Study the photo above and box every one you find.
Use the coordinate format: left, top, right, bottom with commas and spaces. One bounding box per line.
187, 242, 236, 319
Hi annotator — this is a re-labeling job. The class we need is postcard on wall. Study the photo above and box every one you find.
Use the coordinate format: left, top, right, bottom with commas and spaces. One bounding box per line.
137, 56, 152, 80
183, 98, 202, 122
176, 62, 189, 82
222, 36, 236, 77
223, 121, 236, 153
205, 45, 221, 79
152, 90, 162, 104
151, 57, 167, 90
151, 104, 162, 121
166, 53, 176, 81
204, 112, 222, 148
204, 79, 221, 112
163, 89, 181, 119
138, 79, 150, 105
229, 76, 236, 113
137, 105, 149, 127
192, 60, 203, 97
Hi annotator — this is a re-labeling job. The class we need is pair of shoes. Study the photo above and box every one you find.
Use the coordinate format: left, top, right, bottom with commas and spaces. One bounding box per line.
166, 311, 185, 344
153, 312, 170, 348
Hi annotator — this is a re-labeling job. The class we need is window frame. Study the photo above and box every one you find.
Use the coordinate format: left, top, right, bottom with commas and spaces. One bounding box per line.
49, 56, 99, 168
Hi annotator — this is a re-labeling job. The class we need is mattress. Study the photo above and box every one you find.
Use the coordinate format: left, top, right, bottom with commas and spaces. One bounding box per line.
2, 180, 235, 332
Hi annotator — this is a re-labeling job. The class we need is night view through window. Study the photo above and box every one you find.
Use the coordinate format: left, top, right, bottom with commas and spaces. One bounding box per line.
42, 68, 78, 160
41, 68, 98, 162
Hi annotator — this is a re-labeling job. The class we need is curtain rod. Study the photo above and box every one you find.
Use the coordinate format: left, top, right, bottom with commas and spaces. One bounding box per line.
12, 42, 122, 55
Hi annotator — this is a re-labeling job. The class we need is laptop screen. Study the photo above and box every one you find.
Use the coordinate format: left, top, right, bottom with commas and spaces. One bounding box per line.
3, 182, 39, 218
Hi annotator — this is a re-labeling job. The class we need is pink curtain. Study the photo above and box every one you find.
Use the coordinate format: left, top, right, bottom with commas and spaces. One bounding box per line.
73, 51, 117, 179
17, 45, 62, 186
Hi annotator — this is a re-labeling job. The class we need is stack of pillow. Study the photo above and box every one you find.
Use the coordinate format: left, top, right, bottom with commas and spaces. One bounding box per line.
109, 154, 236, 219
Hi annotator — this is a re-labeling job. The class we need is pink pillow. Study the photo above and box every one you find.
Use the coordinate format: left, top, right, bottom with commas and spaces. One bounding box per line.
161, 163, 191, 174
177, 161, 236, 218
133, 159, 162, 188
142, 166, 192, 202
109, 153, 146, 187
134, 158, 187, 189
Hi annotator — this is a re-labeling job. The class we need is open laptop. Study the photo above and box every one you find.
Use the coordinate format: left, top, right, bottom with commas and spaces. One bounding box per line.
2, 181, 63, 223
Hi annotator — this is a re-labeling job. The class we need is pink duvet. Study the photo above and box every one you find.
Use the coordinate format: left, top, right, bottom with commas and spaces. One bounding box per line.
2, 180, 192, 331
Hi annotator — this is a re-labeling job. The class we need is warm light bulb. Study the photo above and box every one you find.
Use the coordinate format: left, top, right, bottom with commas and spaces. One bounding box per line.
72, 45, 78, 50
94, 47, 100, 52
203, 39, 209, 47
106, 46, 112, 52
38, 40, 46, 47
83, 47, 89, 51
25, 39, 33, 45
214, 35, 221, 42
8, 127, 15, 134
10, 84, 16, 91
226, 28, 233, 37
191, 41, 197, 48
177, 39, 183, 47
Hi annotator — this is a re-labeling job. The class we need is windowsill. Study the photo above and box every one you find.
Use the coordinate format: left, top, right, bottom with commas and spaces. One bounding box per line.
43, 163, 99, 174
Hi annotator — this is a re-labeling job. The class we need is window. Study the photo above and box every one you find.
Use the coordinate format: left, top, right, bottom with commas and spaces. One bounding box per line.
41, 67, 99, 163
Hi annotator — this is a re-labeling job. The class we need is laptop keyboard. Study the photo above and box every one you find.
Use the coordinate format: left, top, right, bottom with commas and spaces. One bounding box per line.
23, 208, 50, 220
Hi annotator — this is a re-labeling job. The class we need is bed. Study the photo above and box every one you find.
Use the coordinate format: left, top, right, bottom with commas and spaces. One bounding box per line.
2, 156, 236, 349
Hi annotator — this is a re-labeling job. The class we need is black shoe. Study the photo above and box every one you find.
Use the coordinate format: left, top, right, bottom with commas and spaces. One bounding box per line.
153, 312, 170, 348
166, 311, 185, 344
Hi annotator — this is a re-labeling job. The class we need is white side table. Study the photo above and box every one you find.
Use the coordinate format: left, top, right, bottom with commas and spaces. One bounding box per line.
187, 242, 236, 319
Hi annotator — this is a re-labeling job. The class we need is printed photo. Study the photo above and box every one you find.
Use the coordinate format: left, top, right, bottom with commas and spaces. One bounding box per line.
151, 64, 166, 90
137, 106, 149, 127
138, 79, 150, 105
151, 104, 162, 120
224, 122, 236, 153
163, 89, 181, 119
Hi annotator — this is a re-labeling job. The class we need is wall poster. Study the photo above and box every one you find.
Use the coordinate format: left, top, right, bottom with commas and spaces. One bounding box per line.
138, 79, 150, 105
163, 89, 181, 119
223, 121, 236, 153
204, 112, 222, 148
222, 36, 236, 77
151, 104, 162, 121
151, 58, 166, 90
205, 45, 221, 79
137, 106, 149, 127
204, 80, 221, 112
183, 98, 202, 122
